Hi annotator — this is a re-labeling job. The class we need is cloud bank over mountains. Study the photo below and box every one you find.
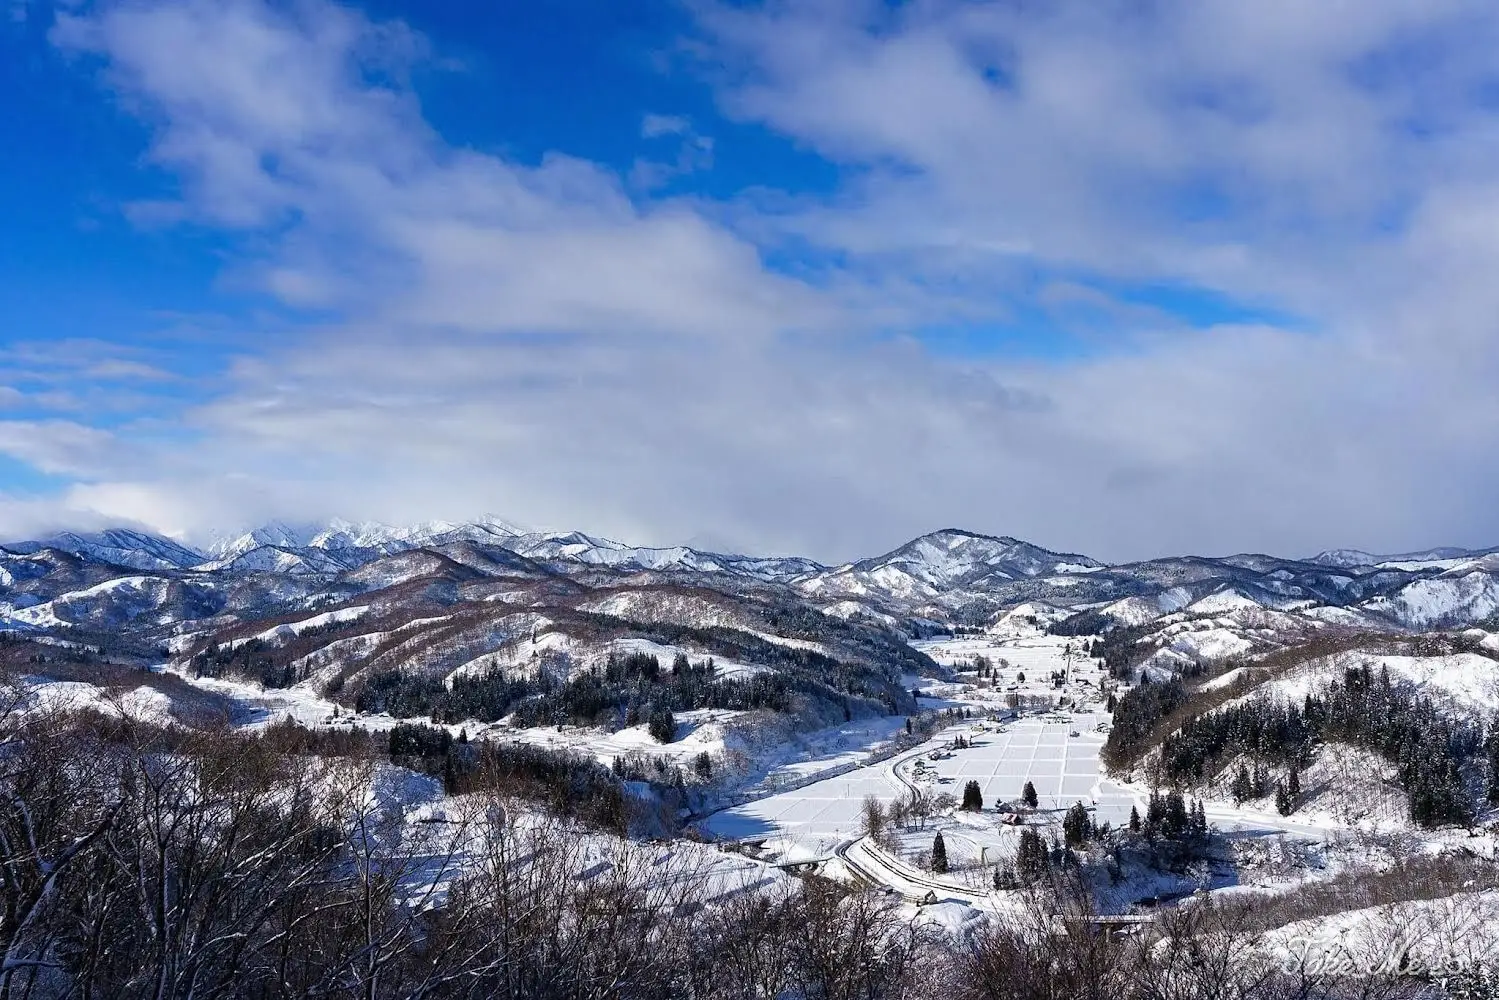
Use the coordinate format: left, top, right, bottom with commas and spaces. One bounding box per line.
6, 0, 1499, 562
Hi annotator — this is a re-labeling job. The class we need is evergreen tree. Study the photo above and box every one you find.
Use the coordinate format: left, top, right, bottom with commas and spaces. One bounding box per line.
931, 832, 949, 874
1163, 791, 1189, 837
647, 706, 677, 744
1062, 802, 1091, 847
1189, 799, 1208, 842
1021, 780, 1039, 809
1129, 804, 1141, 833
1016, 828, 1048, 882
694, 751, 712, 780
1287, 763, 1301, 800
1231, 764, 1254, 804
961, 780, 984, 811
1274, 782, 1292, 816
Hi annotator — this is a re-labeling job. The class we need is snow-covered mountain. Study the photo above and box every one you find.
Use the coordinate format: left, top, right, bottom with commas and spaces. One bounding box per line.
504, 530, 823, 580
1308, 545, 1494, 570
205, 521, 321, 560
798, 529, 1103, 605
307, 515, 524, 554
9, 529, 205, 572
5, 516, 1499, 670
197, 545, 361, 576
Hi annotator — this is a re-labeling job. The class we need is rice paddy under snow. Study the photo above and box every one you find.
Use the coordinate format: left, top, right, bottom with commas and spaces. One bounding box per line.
698, 712, 1137, 862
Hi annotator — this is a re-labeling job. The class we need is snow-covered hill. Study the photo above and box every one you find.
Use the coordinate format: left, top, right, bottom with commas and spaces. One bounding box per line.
10, 529, 205, 571
4, 516, 1499, 716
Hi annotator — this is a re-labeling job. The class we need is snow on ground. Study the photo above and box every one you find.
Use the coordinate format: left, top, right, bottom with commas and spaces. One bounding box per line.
912, 630, 1098, 678
910, 629, 1113, 714
24, 676, 176, 725
1301, 605, 1380, 628
1101, 596, 1166, 627
1260, 890, 1499, 976
698, 744, 912, 861
313, 757, 792, 911
928, 714, 1129, 818
1268, 744, 1408, 832
492, 707, 746, 766
1247, 650, 1499, 717
601, 637, 770, 679
1373, 652, 1499, 713
745, 715, 910, 788
234, 605, 371, 649
1187, 590, 1265, 616
456, 633, 771, 684
1200, 666, 1249, 692
30, 609, 1499, 932
1163, 626, 1256, 661
479, 710, 913, 808
819, 600, 901, 627
1368, 571, 1499, 627
699, 713, 1136, 862
153, 666, 360, 730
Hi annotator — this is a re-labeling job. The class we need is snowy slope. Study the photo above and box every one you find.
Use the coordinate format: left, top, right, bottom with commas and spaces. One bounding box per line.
1362, 557, 1499, 626
11, 529, 204, 571
798, 529, 1103, 605
309, 515, 523, 554
205, 521, 320, 559
196, 545, 357, 575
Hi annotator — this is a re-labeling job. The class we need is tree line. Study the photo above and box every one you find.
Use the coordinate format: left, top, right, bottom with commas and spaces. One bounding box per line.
1115, 662, 1481, 829
351, 647, 909, 732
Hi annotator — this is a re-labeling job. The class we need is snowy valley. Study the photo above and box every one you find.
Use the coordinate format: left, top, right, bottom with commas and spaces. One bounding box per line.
5, 519, 1499, 997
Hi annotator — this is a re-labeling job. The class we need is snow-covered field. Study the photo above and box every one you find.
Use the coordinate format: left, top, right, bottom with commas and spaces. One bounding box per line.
933, 714, 1129, 816
692, 626, 1115, 863
699, 712, 1136, 862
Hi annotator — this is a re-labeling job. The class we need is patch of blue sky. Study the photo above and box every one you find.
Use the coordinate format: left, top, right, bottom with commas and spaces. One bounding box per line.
0, 14, 251, 373
899, 274, 1309, 362
363, 0, 842, 200
0, 455, 73, 496
1104, 279, 1309, 332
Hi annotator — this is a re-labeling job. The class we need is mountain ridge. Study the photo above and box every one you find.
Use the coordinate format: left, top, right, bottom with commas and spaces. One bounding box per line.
5, 519, 1499, 641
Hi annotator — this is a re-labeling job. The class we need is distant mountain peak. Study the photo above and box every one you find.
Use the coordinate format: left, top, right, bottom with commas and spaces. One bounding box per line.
10, 528, 205, 572
1309, 545, 1490, 569
206, 521, 321, 560
792, 528, 1108, 604
1307, 549, 1380, 569
861, 528, 1104, 573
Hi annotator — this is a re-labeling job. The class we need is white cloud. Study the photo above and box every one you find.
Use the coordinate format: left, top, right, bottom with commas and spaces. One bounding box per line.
0, 421, 123, 477
641, 113, 691, 138
16, 0, 1499, 562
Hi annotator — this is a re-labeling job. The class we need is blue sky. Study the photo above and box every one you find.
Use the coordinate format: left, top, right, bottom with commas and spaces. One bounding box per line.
0, 0, 1266, 369
2, 0, 1499, 561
